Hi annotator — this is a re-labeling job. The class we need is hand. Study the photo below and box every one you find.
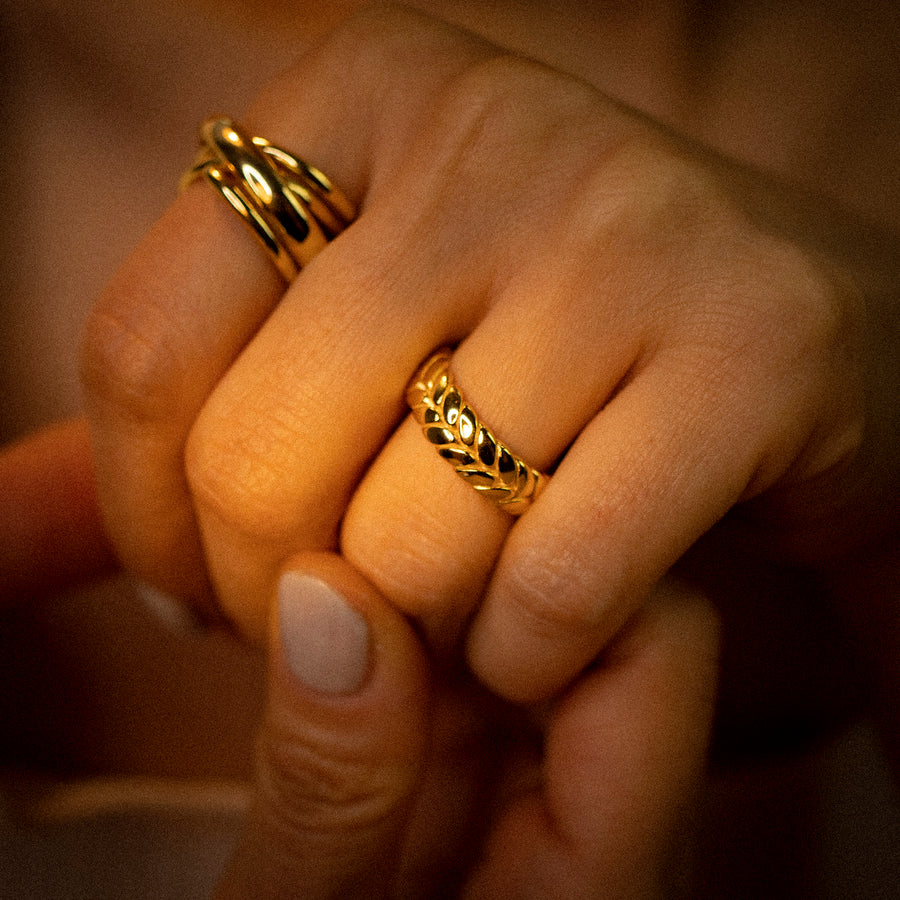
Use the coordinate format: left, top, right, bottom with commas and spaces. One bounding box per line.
0, 425, 720, 898
80, 6, 899, 707
0, 419, 116, 602
217, 555, 719, 900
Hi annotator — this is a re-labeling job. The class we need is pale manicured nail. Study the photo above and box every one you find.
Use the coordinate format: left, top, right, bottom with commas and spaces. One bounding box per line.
134, 580, 205, 636
278, 573, 370, 694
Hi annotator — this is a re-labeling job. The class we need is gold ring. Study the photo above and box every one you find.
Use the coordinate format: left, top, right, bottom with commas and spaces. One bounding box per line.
407, 350, 547, 515
180, 117, 356, 280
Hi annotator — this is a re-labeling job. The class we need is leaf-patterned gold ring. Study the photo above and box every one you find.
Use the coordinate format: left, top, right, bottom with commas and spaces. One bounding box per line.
406, 350, 547, 515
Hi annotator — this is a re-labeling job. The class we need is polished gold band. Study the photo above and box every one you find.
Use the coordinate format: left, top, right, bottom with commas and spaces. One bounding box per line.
407, 350, 547, 515
180, 118, 355, 280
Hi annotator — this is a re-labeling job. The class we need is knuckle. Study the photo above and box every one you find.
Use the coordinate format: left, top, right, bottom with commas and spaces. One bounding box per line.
501, 543, 611, 637
333, 2, 445, 64
257, 4, 471, 143
259, 724, 402, 838
185, 404, 310, 543
325, 2, 440, 60
417, 53, 643, 263
769, 246, 857, 360
588, 138, 727, 251
434, 54, 614, 180
702, 237, 852, 377
586, 137, 860, 377
80, 294, 188, 424
260, 5, 408, 98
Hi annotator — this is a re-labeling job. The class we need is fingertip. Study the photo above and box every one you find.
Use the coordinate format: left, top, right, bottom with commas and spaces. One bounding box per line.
0, 419, 118, 602
277, 570, 372, 695
220, 554, 431, 899
270, 551, 430, 705
134, 579, 209, 637
540, 580, 720, 895
466, 611, 605, 706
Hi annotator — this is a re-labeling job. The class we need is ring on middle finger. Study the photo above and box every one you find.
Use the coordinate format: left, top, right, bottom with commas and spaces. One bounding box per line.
407, 349, 548, 516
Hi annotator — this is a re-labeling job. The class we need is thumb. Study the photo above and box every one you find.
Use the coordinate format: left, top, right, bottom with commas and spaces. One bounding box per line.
215, 553, 430, 900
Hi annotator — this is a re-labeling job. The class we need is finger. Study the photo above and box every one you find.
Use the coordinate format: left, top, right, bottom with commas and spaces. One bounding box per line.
183, 192, 492, 640
340, 250, 642, 646
466, 338, 803, 703
459, 157, 852, 703
186, 19, 595, 641
215, 552, 429, 900
0, 418, 117, 603
80, 169, 283, 617
339, 82, 647, 645
465, 579, 720, 899
80, 5, 498, 627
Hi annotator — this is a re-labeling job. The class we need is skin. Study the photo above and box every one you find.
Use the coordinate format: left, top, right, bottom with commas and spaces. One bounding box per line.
81, 5, 898, 713
3, 1, 899, 893
0, 423, 720, 898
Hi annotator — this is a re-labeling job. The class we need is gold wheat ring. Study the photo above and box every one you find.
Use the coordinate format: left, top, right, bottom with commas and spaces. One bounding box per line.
406, 349, 547, 515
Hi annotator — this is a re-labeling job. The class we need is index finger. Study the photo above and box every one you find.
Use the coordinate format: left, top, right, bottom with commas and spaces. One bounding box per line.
80, 6, 499, 632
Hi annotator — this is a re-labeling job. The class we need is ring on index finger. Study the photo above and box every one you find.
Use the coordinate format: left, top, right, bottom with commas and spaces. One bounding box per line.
181, 117, 356, 280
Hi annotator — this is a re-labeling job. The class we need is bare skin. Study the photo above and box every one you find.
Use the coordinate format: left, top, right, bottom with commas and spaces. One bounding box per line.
0, 432, 720, 897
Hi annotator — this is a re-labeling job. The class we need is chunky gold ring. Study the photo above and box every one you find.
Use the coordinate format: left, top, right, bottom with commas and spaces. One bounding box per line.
407, 350, 547, 515
180, 117, 356, 280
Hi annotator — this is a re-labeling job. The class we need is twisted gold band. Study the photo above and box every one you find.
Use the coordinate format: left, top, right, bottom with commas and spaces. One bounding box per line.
180, 118, 355, 280
407, 350, 547, 515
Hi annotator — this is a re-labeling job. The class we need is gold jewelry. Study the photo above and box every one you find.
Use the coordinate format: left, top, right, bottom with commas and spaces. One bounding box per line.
180, 118, 355, 279
407, 350, 547, 515
250, 139, 356, 237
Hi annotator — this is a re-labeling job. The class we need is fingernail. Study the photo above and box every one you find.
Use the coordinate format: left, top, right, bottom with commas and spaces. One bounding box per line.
134, 580, 205, 636
278, 573, 370, 695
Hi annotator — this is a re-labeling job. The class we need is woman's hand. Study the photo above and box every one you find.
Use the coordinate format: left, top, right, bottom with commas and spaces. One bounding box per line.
0, 425, 720, 898
0, 420, 116, 602
217, 554, 719, 900
80, 5, 898, 704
